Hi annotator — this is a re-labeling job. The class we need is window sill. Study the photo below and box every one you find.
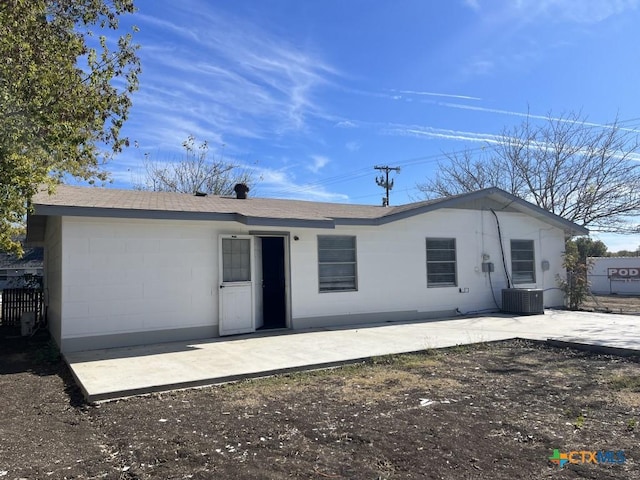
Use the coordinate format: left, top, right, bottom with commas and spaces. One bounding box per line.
319, 289, 358, 294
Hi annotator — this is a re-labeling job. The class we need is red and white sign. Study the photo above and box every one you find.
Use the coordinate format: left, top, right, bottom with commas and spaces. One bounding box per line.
608, 268, 640, 280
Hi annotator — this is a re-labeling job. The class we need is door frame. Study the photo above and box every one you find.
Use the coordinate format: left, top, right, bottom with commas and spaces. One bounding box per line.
218, 232, 292, 336
256, 235, 289, 330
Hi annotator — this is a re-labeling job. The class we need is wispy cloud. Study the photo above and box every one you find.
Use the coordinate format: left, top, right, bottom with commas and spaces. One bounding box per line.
460, 57, 495, 77
463, 0, 481, 11
308, 155, 330, 174
384, 122, 640, 162
384, 124, 504, 145
455, 0, 638, 82
346, 141, 361, 152
252, 165, 349, 202
345, 86, 481, 103
463, 0, 639, 24
513, 0, 640, 24
105, 151, 349, 203
438, 102, 640, 133
133, 2, 339, 150
395, 89, 482, 101
335, 120, 358, 128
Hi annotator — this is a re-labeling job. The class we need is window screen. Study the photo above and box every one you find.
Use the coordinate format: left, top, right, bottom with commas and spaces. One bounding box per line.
318, 235, 357, 292
426, 238, 457, 287
222, 238, 251, 282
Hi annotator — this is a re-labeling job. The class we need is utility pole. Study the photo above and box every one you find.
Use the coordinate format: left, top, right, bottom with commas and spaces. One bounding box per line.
374, 165, 400, 206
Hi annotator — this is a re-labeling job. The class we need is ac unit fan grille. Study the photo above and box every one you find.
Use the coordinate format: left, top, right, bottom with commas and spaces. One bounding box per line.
501, 289, 544, 315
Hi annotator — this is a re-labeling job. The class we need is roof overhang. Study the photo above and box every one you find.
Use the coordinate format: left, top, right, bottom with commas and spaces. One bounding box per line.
26, 214, 47, 246
337, 188, 588, 236
29, 204, 338, 230
28, 186, 589, 237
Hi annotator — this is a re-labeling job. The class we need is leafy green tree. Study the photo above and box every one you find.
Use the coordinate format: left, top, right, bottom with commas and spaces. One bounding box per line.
0, 0, 140, 255
573, 237, 608, 263
610, 249, 640, 257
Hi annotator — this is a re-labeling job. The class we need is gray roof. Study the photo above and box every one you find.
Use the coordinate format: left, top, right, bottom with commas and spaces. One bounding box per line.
28, 184, 589, 236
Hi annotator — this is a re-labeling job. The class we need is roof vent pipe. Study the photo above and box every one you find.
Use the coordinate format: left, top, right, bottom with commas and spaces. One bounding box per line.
234, 183, 249, 199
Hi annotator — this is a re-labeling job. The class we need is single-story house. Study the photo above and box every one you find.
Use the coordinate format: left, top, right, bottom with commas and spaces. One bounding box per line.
26, 185, 588, 353
0, 246, 44, 291
588, 256, 640, 295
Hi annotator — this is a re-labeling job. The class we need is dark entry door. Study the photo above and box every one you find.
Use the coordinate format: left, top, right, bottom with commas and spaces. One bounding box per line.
261, 237, 286, 329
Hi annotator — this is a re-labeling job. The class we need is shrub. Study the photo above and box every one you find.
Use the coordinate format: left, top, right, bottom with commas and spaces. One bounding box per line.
557, 240, 592, 310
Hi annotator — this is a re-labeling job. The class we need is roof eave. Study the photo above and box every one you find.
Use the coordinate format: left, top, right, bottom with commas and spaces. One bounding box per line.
483, 189, 589, 236
32, 204, 338, 229
31, 186, 590, 236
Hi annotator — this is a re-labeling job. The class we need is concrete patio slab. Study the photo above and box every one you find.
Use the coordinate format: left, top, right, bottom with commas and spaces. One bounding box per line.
65, 310, 640, 402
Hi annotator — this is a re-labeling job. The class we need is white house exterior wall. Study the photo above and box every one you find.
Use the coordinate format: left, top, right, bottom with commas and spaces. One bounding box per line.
288, 208, 565, 328
50, 207, 567, 352
588, 257, 640, 295
59, 217, 225, 351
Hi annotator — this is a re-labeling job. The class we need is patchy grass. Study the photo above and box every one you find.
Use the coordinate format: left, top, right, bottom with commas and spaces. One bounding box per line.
610, 374, 640, 392
582, 294, 640, 314
1, 335, 639, 479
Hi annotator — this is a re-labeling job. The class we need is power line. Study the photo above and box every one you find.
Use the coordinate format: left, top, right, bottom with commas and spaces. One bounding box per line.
264, 114, 640, 199
348, 186, 416, 201
265, 145, 488, 198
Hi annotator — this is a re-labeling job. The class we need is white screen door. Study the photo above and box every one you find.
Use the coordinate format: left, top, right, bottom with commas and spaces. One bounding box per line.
219, 235, 254, 336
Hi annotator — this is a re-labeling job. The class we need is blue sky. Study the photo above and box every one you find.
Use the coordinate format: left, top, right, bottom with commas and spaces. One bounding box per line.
104, 0, 640, 250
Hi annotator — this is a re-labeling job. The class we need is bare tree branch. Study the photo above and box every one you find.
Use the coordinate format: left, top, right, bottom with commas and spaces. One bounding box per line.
418, 112, 640, 233
137, 135, 255, 196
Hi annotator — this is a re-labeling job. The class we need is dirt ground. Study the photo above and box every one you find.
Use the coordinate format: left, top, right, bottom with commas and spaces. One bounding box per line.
582, 294, 640, 314
1, 332, 639, 479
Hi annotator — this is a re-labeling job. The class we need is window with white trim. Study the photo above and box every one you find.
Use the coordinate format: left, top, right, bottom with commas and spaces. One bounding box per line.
318, 235, 357, 292
511, 239, 535, 284
426, 238, 457, 287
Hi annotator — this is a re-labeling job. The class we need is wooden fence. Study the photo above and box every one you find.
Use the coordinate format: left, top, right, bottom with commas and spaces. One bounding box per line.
1, 288, 44, 327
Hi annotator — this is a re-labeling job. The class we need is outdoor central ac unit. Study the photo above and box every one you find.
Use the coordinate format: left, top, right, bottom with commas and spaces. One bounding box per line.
501, 289, 544, 315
